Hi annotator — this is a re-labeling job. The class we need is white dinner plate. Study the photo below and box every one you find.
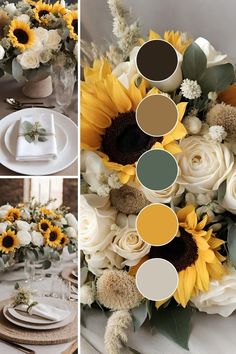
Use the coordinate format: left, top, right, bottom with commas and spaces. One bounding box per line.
0, 108, 78, 175
3, 297, 76, 330
7, 307, 61, 325
4, 120, 68, 157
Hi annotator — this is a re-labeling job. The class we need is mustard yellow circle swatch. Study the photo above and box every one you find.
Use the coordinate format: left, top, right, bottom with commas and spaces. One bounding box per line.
136, 204, 178, 246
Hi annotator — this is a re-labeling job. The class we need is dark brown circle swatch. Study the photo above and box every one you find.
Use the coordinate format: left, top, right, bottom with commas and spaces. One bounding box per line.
136, 40, 178, 81
136, 95, 178, 137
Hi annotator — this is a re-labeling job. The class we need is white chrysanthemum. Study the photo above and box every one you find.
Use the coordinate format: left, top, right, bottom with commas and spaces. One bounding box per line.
180, 79, 202, 99
208, 91, 218, 101
183, 116, 202, 134
206, 125, 227, 143
108, 174, 122, 189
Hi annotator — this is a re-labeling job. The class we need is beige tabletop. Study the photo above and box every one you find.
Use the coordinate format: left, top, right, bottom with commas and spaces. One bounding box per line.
0, 75, 78, 176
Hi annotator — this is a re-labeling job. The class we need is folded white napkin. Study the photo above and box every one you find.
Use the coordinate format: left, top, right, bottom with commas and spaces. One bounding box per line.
15, 303, 70, 322
16, 113, 57, 161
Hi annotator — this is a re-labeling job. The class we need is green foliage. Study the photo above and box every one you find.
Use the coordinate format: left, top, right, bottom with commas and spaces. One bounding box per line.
227, 223, 236, 267
182, 43, 207, 81
131, 302, 148, 331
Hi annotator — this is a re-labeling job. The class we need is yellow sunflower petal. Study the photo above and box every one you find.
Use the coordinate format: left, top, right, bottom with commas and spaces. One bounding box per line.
174, 270, 185, 306
81, 104, 111, 129
177, 102, 188, 121
196, 214, 208, 231
105, 75, 132, 113
148, 29, 162, 40
195, 257, 209, 292
164, 141, 182, 154
81, 120, 102, 150
177, 205, 195, 223
183, 265, 196, 307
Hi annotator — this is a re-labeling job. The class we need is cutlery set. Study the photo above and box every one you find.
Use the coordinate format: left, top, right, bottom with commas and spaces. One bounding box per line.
5, 98, 55, 110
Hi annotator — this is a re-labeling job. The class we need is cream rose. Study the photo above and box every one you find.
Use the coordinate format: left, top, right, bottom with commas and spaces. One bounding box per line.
141, 183, 184, 205
110, 213, 150, 267
177, 136, 234, 193
45, 30, 61, 50
0, 222, 9, 233
4, 3, 17, 16
195, 37, 230, 67
39, 49, 52, 64
17, 230, 31, 246
80, 195, 117, 254
0, 205, 12, 218
0, 45, 5, 60
85, 249, 123, 276
31, 231, 44, 247
221, 164, 236, 214
34, 27, 48, 44
191, 266, 236, 317
65, 213, 78, 231
16, 14, 30, 23
15, 220, 30, 231
17, 51, 40, 70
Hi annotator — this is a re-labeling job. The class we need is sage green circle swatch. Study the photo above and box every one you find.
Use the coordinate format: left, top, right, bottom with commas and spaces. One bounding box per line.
137, 149, 178, 191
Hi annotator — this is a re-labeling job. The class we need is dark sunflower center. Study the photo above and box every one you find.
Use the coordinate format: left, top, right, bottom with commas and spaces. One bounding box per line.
102, 112, 161, 165
13, 29, 29, 44
2, 236, 14, 248
41, 223, 49, 231
150, 228, 198, 272
49, 231, 57, 241
60, 237, 65, 244
39, 10, 50, 18
72, 19, 78, 34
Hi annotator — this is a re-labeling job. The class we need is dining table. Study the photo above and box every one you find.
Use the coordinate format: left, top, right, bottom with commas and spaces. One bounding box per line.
0, 251, 78, 354
0, 74, 78, 176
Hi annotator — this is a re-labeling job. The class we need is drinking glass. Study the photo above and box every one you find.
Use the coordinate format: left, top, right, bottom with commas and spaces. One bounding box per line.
24, 260, 35, 283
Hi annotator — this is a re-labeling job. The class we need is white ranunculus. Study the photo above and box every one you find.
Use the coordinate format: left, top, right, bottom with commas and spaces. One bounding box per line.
65, 213, 78, 231
39, 49, 52, 64
112, 46, 140, 89
0, 222, 9, 233
31, 231, 44, 247
16, 14, 30, 23
17, 230, 31, 246
85, 249, 123, 276
65, 227, 77, 239
33, 27, 49, 44
110, 213, 150, 267
195, 37, 230, 68
221, 164, 236, 214
80, 195, 117, 254
0, 205, 12, 218
141, 183, 185, 205
4, 3, 17, 15
45, 30, 61, 50
0, 45, 5, 60
15, 220, 30, 231
176, 136, 234, 193
191, 266, 236, 317
17, 51, 40, 70
80, 281, 96, 306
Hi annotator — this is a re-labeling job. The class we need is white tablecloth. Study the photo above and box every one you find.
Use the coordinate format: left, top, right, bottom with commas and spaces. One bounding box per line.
0, 253, 77, 354
81, 308, 236, 354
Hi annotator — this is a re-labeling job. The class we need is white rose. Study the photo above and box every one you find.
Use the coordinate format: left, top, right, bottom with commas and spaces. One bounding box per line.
110, 213, 150, 267
0, 205, 12, 218
80, 195, 117, 254
80, 281, 96, 306
17, 51, 40, 70
195, 37, 230, 67
16, 14, 30, 23
112, 46, 139, 89
141, 183, 184, 205
21, 209, 31, 220
221, 164, 236, 214
65, 213, 78, 231
4, 3, 17, 15
177, 136, 234, 193
45, 30, 61, 50
0, 45, 5, 60
65, 226, 77, 239
33, 27, 49, 44
15, 220, 30, 231
17, 230, 31, 246
0, 222, 9, 233
191, 266, 236, 317
31, 231, 44, 247
39, 49, 52, 64
85, 249, 123, 276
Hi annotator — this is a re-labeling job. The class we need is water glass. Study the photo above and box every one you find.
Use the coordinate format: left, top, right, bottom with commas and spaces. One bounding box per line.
52, 66, 76, 114
24, 260, 35, 283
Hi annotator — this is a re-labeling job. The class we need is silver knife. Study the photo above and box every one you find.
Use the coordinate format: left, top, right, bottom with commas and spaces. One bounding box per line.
0, 338, 35, 353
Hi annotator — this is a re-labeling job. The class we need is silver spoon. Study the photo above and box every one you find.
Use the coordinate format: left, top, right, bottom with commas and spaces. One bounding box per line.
12, 104, 55, 110
5, 98, 44, 106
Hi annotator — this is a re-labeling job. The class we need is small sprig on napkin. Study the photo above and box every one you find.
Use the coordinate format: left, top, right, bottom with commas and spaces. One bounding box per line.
22, 121, 48, 143
12, 283, 38, 313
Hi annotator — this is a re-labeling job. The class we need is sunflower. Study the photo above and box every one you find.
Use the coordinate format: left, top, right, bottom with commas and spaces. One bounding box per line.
52, 1, 67, 16
81, 59, 187, 183
44, 225, 63, 248
40, 207, 54, 217
5, 208, 21, 222
8, 20, 35, 52
64, 10, 78, 40
0, 230, 19, 254
38, 219, 52, 233
149, 205, 226, 307
34, 1, 53, 24
59, 233, 69, 248
139, 30, 192, 54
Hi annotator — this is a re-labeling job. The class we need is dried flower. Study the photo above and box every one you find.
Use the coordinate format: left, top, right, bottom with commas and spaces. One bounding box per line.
183, 116, 202, 134
206, 103, 236, 139
105, 310, 132, 354
110, 185, 149, 214
208, 91, 218, 102
80, 281, 96, 306
180, 79, 202, 100
205, 125, 227, 143
96, 269, 143, 310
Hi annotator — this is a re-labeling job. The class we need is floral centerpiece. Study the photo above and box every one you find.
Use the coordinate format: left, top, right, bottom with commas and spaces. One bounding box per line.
81, 0, 236, 353
0, 0, 78, 83
0, 199, 78, 269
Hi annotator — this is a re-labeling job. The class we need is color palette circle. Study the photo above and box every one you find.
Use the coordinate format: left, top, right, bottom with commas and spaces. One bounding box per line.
136, 203, 178, 246
136, 258, 179, 301
136, 94, 178, 137
136, 39, 178, 81
136, 149, 178, 191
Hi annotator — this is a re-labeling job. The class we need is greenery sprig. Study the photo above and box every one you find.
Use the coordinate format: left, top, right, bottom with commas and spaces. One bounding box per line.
22, 121, 48, 144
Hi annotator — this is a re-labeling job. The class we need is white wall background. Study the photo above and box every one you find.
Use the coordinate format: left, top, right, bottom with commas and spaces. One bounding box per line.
81, 0, 236, 61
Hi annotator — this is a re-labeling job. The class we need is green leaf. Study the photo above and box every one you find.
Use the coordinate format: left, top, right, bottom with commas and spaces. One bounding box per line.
42, 260, 51, 269
81, 266, 88, 285
146, 301, 153, 320
0, 258, 5, 269
38, 136, 48, 142
131, 302, 148, 331
24, 135, 34, 143
22, 121, 34, 131
12, 58, 25, 83
15, 282, 20, 290
27, 301, 38, 313
199, 63, 235, 94
26, 249, 37, 261
68, 243, 76, 254
151, 304, 193, 350
218, 180, 227, 203
38, 128, 47, 135
182, 42, 207, 80
227, 223, 236, 267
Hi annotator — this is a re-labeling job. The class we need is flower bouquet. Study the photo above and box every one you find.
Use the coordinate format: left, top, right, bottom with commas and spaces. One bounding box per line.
0, 0, 78, 83
80, 0, 236, 352
0, 199, 78, 270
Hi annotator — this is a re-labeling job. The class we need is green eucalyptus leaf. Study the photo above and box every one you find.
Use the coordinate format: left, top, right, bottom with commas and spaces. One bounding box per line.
12, 58, 25, 83
182, 42, 207, 80
227, 223, 236, 267
131, 302, 148, 331
0, 257, 5, 269
218, 180, 227, 203
26, 249, 37, 261
199, 63, 235, 93
42, 260, 51, 269
68, 243, 76, 254
24, 135, 34, 143
38, 136, 48, 142
38, 128, 47, 135
22, 121, 34, 131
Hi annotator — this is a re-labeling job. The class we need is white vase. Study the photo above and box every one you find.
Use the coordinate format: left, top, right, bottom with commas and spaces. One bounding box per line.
22, 75, 53, 98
